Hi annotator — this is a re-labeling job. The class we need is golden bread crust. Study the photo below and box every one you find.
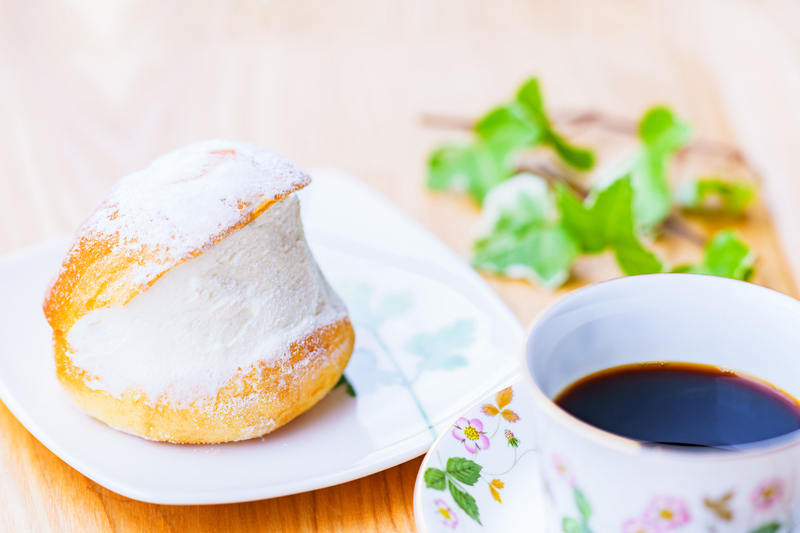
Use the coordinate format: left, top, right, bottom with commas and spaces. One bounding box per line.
55, 318, 354, 444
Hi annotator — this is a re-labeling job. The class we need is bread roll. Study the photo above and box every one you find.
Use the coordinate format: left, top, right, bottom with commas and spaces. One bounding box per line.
44, 140, 354, 443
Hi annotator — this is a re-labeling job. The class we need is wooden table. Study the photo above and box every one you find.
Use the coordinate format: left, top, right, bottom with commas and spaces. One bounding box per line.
1, 0, 798, 531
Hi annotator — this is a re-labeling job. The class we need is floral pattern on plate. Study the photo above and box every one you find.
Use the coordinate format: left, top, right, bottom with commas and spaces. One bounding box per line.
416, 383, 541, 531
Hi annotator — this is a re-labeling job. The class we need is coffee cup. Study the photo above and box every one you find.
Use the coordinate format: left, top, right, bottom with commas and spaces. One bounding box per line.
521, 274, 800, 533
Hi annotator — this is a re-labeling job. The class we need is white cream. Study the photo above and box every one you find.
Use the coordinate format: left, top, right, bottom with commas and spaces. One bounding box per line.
66, 194, 347, 405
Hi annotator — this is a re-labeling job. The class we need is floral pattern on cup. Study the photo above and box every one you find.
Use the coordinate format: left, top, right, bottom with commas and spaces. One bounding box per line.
622, 515, 661, 533
616, 479, 787, 533
424, 386, 534, 526
452, 418, 490, 454
552, 453, 576, 488
750, 478, 785, 512
641, 495, 691, 531
548, 454, 790, 533
549, 455, 594, 532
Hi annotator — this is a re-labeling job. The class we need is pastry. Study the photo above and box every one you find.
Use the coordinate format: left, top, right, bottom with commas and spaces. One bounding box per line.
43, 140, 354, 444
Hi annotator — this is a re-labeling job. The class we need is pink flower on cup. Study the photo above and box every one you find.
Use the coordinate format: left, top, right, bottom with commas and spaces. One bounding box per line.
621, 515, 659, 533
433, 498, 459, 528
751, 477, 785, 511
552, 453, 576, 487
452, 417, 489, 453
643, 495, 691, 530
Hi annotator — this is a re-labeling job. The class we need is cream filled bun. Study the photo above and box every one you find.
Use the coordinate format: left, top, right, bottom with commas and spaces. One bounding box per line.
44, 140, 354, 443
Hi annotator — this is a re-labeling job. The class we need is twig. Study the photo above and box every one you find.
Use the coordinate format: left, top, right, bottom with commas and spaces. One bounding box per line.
516, 162, 588, 199
419, 113, 474, 131
663, 216, 707, 246
552, 109, 635, 136
420, 110, 746, 164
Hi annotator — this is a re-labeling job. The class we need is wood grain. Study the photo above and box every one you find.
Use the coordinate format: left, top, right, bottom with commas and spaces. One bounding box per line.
0, 0, 798, 531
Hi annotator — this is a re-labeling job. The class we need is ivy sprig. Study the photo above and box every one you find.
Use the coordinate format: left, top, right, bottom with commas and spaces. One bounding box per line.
425, 76, 759, 288
426, 78, 594, 204
473, 174, 579, 288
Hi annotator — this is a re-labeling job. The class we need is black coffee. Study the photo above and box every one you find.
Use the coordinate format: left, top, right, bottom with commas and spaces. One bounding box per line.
554, 362, 800, 448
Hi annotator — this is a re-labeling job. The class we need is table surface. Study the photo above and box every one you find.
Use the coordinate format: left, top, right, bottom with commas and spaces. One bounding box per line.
1, 0, 798, 531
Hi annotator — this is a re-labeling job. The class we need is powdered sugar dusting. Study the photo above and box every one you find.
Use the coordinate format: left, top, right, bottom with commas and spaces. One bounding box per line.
66, 194, 348, 405
74, 139, 310, 287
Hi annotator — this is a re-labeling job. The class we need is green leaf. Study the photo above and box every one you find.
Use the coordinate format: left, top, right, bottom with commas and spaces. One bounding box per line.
562, 517, 582, 533
474, 224, 579, 288
446, 457, 482, 486
674, 230, 756, 281
473, 175, 579, 288
558, 177, 664, 276
426, 77, 594, 204
631, 106, 692, 231
639, 106, 690, 149
555, 184, 604, 253
423, 468, 446, 491
613, 233, 664, 276
549, 131, 595, 170
448, 480, 481, 524
676, 178, 756, 215
426, 142, 510, 204
516, 78, 595, 170
574, 489, 591, 520
475, 103, 541, 150
335, 375, 356, 397
516, 78, 546, 115
482, 172, 553, 230
748, 523, 781, 533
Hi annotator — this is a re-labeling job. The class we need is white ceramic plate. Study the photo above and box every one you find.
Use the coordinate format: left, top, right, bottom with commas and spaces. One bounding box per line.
0, 169, 523, 504
414, 381, 544, 532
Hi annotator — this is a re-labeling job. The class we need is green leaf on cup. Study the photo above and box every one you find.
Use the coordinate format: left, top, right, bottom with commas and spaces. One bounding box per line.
423, 468, 446, 491
448, 480, 481, 524
574, 489, 592, 520
749, 522, 781, 533
562, 517, 583, 533
446, 457, 482, 486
